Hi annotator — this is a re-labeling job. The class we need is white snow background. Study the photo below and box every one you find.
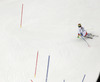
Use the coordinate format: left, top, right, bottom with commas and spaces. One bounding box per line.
0, 0, 100, 82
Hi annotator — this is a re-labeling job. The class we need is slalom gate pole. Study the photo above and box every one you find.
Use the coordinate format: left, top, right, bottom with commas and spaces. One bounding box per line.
45, 56, 50, 82
20, 4, 24, 28
63, 80, 65, 82
81, 36, 90, 47
34, 51, 39, 77
31, 80, 33, 82
82, 74, 86, 82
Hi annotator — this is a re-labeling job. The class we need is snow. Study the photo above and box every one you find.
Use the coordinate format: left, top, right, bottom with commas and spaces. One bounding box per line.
0, 0, 100, 82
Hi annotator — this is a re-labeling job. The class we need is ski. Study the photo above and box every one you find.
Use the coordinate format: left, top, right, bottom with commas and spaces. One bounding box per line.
92, 35, 99, 37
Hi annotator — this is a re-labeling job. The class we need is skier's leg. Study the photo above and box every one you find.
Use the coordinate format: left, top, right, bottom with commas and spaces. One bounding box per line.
87, 33, 93, 36
85, 33, 93, 39
88, 33, 99, 37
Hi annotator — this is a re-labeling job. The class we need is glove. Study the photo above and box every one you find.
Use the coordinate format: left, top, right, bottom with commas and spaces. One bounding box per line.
77, 34, 81, 38
77, 35, 80, 38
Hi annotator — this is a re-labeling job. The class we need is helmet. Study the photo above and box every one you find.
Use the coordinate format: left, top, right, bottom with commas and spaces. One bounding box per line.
78, 23, 81, 27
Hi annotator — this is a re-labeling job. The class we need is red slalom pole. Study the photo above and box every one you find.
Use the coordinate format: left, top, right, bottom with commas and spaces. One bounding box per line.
20, 4, 24, 28
34, 51, 39, 77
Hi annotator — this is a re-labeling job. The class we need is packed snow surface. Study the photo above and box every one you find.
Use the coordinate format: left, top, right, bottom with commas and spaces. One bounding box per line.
0, 0, 100, 82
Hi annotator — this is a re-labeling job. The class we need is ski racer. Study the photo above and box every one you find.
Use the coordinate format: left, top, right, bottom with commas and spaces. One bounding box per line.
77, 23, 93, 39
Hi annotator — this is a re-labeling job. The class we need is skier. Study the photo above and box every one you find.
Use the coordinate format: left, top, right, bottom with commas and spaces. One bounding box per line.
77, 23, 93, 39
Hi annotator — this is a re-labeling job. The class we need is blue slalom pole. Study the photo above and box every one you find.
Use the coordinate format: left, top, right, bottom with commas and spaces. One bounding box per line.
45, 56, 50, 82
81, 36, 90, 47
82, 74, 86, 82
63, 80, 65, 82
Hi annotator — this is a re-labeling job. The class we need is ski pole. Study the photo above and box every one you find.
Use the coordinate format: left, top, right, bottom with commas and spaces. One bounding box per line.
81, 36, 90, 47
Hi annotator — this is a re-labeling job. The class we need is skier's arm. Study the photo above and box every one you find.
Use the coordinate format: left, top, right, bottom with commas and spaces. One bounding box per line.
77, 28, 82, 38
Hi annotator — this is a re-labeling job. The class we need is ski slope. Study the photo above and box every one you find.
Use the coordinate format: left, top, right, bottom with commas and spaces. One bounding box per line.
0, 0, 100, 82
